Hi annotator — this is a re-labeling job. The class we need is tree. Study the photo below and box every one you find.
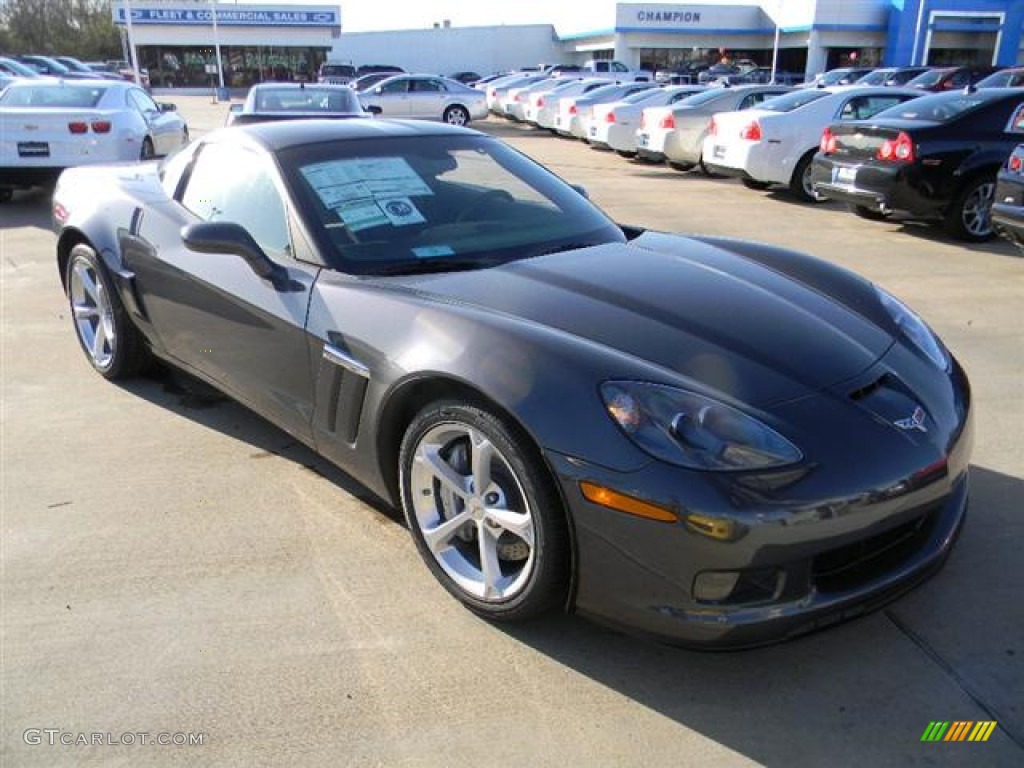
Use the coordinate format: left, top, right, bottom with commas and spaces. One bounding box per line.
1, 0, 121, 59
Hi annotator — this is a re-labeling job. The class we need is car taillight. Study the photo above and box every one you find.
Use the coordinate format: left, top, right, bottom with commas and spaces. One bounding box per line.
820, 127, 837, 154
91, 120, 112, 133
740, 120, 762, 141
536, 96, 544, 107
53, 202, 69, 223
605, 111, 616, 124
68, 122, 88, 134
515, 93, 523, 102
708, 117, 717, 136
569, 104, 577, 115
659, 114, 675, 130
1009, 154, 1023, 173
877, 132, 914, 163
640, 113, 646, 129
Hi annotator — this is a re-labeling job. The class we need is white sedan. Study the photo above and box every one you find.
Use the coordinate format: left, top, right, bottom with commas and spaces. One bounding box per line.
701, 85, 924, 200
358, 74, 488, 125
0, 79, 187, 198
585, 85, 704, 155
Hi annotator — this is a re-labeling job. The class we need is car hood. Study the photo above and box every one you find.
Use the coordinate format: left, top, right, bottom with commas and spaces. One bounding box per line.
380, 237, 894, 406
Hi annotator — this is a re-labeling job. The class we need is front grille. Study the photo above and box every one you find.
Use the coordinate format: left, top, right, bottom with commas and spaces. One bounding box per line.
812, 504, 939, 593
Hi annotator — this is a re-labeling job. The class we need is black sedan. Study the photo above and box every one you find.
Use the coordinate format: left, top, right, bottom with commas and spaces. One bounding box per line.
991, 143, 1024, 248
52, 120, 972, 648
225, 82, 367, 125
812, 88, 1024, 240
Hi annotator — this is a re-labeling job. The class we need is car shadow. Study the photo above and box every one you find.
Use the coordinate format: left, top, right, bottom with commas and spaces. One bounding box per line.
493, 464, 1024, 764
114, 365, 402, 526
111, 362, 1023, 761
1, 188, 54, 231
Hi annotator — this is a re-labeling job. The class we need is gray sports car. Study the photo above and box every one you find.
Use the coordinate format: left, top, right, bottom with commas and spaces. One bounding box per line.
52, 120, 972, 648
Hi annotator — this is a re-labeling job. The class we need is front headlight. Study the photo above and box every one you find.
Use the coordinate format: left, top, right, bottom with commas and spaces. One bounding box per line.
876, 287, 950, 370
601, 382, 802, 471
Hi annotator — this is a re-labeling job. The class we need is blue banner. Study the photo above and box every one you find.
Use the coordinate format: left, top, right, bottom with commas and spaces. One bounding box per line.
113, 5, 340, 28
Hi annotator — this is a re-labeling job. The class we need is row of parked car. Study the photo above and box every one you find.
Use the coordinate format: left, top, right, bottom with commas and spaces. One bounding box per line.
482, 65, 1024, 245
0, 54, 150, 92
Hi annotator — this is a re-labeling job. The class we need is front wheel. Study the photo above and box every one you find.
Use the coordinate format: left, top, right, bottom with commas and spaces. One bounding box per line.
443, 105, 470, 126
945, 176, 996, 241
399, 401, 569, 621
66, 243, 148, 379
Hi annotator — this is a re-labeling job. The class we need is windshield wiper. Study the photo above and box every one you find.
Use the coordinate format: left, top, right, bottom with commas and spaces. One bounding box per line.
527, 241, 605, 259
371, 257, 497, 276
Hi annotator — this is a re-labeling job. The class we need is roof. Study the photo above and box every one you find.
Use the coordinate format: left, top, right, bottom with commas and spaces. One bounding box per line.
221, 118, 485, 152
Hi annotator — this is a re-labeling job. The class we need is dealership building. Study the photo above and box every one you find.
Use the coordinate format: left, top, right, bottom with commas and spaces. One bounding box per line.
113, 1, 1024, 86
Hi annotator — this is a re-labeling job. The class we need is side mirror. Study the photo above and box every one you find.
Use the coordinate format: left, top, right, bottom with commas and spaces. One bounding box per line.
365, 104, 383, 115
159, 102, 177, 112
181, 221, 282, 282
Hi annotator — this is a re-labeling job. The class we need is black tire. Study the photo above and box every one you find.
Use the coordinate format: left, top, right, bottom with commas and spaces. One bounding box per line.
945, 176, 997, 242
698, 156, 723, 178
399, 400, 569, 622
668, 161, 695, 172
616, 150, 637, 158
65, 243, 149, 380
789, 151, 822, 203
850, 204, 890, 221
443, 105, 470, 126
0, 188, 12, 204
742, 178, 772, 191
140, 137, 155, 161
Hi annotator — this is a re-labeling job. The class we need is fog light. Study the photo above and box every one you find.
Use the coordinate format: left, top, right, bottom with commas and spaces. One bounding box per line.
685, 513, 738, 541
693, 571, 741, 601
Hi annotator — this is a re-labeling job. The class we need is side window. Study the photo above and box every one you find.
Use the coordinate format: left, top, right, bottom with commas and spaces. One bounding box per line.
380, 78, 408, 94
412, 79, 444, 93
159, 142, 199, 197
840, 95, 907, 121
948, 71, 969, 88
180, 144, 291, 258
612, 62, 628, 72
129, 89, 159, 114
738, 93, 765, 110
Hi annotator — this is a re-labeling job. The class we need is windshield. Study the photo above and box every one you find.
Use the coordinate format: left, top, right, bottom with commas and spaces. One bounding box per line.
0, 57, 39, 77
870, 91, 1004, 123
856, 70, 891, 85
280, 135, 625, 275
759, 90, 829, 112
906, 69, 951, 88
0, 83, 108, 107
253, 87, 362, 112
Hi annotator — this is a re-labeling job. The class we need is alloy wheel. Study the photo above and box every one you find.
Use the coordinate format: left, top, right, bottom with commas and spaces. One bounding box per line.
69, 255, 115, 369
407, 422, 536, 601
962, 181, 995, 237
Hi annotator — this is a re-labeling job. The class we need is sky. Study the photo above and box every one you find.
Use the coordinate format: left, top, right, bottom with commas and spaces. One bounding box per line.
334, 0, 759, 35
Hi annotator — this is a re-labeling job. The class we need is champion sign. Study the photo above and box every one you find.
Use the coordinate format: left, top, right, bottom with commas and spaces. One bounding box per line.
113, 6, 340, 28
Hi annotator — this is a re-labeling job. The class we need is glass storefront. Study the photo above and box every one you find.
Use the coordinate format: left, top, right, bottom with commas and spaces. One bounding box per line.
137, 45, 330, 88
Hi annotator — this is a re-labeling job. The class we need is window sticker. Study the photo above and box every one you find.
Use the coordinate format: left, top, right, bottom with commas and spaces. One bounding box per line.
301, 157, 433, 210
335, 200, 390, 232
379, 197, 426, 227
412, 245, 455, 258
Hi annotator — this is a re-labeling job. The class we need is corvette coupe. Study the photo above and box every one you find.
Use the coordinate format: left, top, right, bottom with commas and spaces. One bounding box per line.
52, 120, 972, 648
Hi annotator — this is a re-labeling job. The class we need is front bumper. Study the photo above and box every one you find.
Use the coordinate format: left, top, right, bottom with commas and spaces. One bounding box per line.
550, 353, 973, 649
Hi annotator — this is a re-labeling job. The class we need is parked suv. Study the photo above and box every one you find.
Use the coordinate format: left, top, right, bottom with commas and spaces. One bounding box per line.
318, 62, 356, 84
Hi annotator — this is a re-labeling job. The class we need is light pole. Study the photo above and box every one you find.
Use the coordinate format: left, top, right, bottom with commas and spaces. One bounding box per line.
210, 0, 226, 96
124, 0, 142, 86
769, 0, 781, 83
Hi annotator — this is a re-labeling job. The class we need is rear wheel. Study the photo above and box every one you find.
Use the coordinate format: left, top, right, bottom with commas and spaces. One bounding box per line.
742, 178, 772, 191
789, 151, 822, 203
668, 161, 695, 172
443, 105, 470, 126
945, 176, 996, 241
616, 150, 637, 158
66, 243, 148, 379
399, 401, 569, 621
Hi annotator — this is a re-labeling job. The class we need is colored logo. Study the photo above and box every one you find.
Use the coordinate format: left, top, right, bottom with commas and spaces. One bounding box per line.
921, 721, 998, 742
385, 201, 413, 217
895, 406, 928, 433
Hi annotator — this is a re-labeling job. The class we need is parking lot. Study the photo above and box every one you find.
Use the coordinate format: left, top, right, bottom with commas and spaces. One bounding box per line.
2, 95, 1022, 767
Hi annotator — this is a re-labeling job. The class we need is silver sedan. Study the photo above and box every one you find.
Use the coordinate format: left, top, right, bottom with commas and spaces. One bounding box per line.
359, 74, 488, 125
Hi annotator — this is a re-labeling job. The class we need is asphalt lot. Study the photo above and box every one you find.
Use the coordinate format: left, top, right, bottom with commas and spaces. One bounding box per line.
2, 94, 1022, 767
